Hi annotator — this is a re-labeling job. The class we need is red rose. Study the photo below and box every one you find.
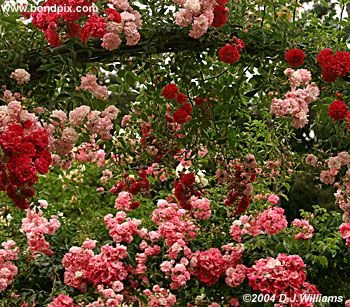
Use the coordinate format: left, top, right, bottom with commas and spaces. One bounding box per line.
106, 8, 122, 23
285, 48, 305, 67
45, 28, 62, 47
218, 44, 240, 64
317, 48, 333, 67
35, 150, 52, 174
328, 100, 348, 121
212, 5, 228, 28
176, 92, 187, 104
173, 107, 189, 124
162, 84, 179, 100
80, 14, 107, 43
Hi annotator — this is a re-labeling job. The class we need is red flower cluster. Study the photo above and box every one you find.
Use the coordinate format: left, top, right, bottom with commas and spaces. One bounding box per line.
162, 84, 193, 125
174, 173, 201, 210
0, 122, 51, 209
219, 155, 257, 215
317, 48, 350, 82
284, 48, 305, 67
328, 100, 348, 121
218, 37, 245, 64
26, 0, 122, 47
110, 170, 150, 205
212, 1, 229, 28
189, 248, 225, 286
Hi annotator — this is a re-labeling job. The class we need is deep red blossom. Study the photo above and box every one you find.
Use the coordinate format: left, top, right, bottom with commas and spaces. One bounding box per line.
45, 29, 61, 47
106, 8, 122, 23
80, 14, 107, 43
0, 107, 51, 209
285, 48, 305, 67
317, 48, 350, 82
173, 107, 189, 124
176, 92, 187, 104
212, 5, 228, 28
174, 173, 200, 210
218, 44, 240, 64
328, 100, 348, 121
162, 84, 179, 100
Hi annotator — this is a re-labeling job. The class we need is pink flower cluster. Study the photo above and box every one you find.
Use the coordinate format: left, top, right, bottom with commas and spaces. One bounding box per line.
135, 241, 161, 275
21, 201, 60, 257
62, 240, 95, 292
48, 104, 119, 167
247, 254, 319, 305
305, 154, 318, 166
104, 211, 141, 243
10, 69, 30, 86
173, 0, 229, 38
79, 74, 109, 100
160, 258, 191, 289
292, 219, 314, 240
225, 264, 246, 288
114, 191, 141, 211
62, 241, 129, 291
318, 152, 350, 223
143, 285, 177, 307
189, 197, 211, 220
103, 8, 142, 49
0, 240, 19, 292
230, 206, 288, 242
270, 68, 320, 128
48, 294, 75, 307
151, 200, 198, 247
340, 223, 350, 247
256, 206, 288, 235
74, 142, 106, 167
87, 244, 129, 287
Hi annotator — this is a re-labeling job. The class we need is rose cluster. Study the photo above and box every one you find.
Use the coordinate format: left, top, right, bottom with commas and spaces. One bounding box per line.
48, 294, 75, 307
26, 0, 141, 50
48, 103, 120, 168
340, 223, 350, 247
218, 36, 245, 64
247, 254, 319, 305
143, 285, 177, 307
0, 99, 51, 209
230, 206, 288, 242
79, 74, 109, 100
270, 68, 319, 128
104, 211, 141, 244
173, 0, 229, 39
190, 245, 245, 287
317, 48, 350, 83
21, 201, 61, 257
174, 172, 202, 209
62, 241, 129, 292
151, 199, 198, 247
162, 84, 193, 125
284, 48, 305, 67
0, 240, 19, 293
218, 154, 258, 215
110, 170, 150, 201
328, 100, 349, 127
292, 219, 314, 240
